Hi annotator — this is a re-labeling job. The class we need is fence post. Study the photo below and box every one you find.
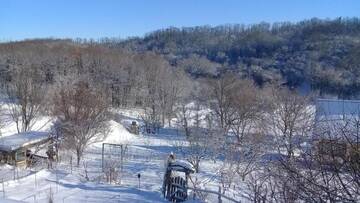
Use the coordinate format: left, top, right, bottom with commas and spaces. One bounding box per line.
2, 178, 4, 198
34, 170, 37, 189
137, 173, 141, 188
50, 186, 53, 202
120, 145, 124, 184
56, 167, 59, 192
218, 186, 222, 203
70, 156, 73, 174
102, 143, 105, 172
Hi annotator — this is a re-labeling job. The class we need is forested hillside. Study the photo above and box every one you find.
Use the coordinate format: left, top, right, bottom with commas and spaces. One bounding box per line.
1, 18, 360, 98
112, 17, 360, 98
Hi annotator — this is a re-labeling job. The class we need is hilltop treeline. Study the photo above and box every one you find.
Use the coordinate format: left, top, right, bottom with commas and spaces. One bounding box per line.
1, 18, 360, 100
109, 17, 360, 98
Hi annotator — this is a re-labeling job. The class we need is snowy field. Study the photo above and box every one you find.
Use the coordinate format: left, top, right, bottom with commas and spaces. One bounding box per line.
0, 109, 243, 203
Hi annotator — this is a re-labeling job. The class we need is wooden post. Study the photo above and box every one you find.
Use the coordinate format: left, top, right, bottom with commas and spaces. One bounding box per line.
70, 156, 72, 174
120, 145, 123, 184
14, 151, 17, 168
185, 173, 189, 198
56, 168, 59, 192
2, 178, 5, 198
34, 170, 37, 188
101, 143, 105, 172
218, 186, 222, 203
13, 165, 16, 180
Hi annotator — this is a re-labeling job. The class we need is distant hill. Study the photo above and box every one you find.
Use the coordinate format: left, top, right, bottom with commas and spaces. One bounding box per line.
1, 18, 360, 98
112, 17, 360, 98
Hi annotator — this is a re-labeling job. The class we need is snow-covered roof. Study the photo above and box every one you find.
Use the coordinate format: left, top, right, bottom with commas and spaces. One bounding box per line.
169, 160, 195, 173
0, 131, 49, 152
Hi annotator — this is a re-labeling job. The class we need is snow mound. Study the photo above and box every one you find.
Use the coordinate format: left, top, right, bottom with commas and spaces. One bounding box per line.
102, 120, 135, 145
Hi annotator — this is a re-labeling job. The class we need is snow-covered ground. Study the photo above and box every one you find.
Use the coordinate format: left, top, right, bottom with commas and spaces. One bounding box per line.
0, 108, 236, 203
0, 103, 261, 203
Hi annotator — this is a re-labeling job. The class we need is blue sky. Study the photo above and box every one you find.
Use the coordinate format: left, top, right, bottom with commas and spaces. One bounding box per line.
1, 0, 359, 41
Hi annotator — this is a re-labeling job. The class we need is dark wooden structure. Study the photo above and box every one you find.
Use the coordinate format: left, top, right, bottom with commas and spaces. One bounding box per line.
315, 139, 359, 166
162, 160, 195, 202
314, 99, 360, 167
0, 132, 51, 167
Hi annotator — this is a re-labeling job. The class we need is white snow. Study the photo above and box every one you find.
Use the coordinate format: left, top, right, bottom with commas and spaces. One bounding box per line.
169, 160, 195, 173
0, 197, 25, 203
99, 120, 135, 145
0, 108, 242, 203
0, 131, 49, 151
0, 102, 53, 137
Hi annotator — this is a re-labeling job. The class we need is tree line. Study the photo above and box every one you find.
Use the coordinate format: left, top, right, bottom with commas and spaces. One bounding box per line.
108, 17, 360, 98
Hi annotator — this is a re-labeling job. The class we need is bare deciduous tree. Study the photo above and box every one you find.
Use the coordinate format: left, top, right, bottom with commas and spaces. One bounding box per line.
52, 76, 110, 166
229, 79, 264, 143
7, 65, 46, 133
176, 99, 214, 172
265, 87, 314, 158
206, 73, 239, 132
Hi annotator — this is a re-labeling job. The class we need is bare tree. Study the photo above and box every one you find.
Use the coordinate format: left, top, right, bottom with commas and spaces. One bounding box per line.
6, 65, 46, 133
240, 89, 360, 202
276, 112, 360, 202
52, 76, 110, 166
229, 79, 264, 143
206, 73, 239, 132
265, 87, 314, 158
176, 99, 214, 172
158, 69, 189, 127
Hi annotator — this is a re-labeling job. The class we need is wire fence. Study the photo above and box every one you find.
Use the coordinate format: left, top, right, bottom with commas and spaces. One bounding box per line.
0, 157, 48, 183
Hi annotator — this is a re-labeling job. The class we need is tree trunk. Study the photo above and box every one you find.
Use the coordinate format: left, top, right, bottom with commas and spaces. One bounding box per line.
76, 149, 81, 166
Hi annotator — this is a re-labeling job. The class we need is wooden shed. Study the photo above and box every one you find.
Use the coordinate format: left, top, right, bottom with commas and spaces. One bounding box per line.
0, 131, 51, 167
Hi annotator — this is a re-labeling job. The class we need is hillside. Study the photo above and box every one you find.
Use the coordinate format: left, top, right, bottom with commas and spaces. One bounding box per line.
114, 17, 360, 97
1, 18, 360, 98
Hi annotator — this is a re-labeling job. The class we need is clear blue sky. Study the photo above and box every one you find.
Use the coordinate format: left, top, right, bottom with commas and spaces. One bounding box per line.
1, 0, 359, 41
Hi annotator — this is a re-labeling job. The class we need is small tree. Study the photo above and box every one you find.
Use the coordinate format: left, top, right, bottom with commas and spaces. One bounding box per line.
265, 87, 313, 158
229, 79, 264, 143
206, 73, 239, 131
176, 100, 214, 172
52, 77, 110, 166
6, 66, 46, 133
